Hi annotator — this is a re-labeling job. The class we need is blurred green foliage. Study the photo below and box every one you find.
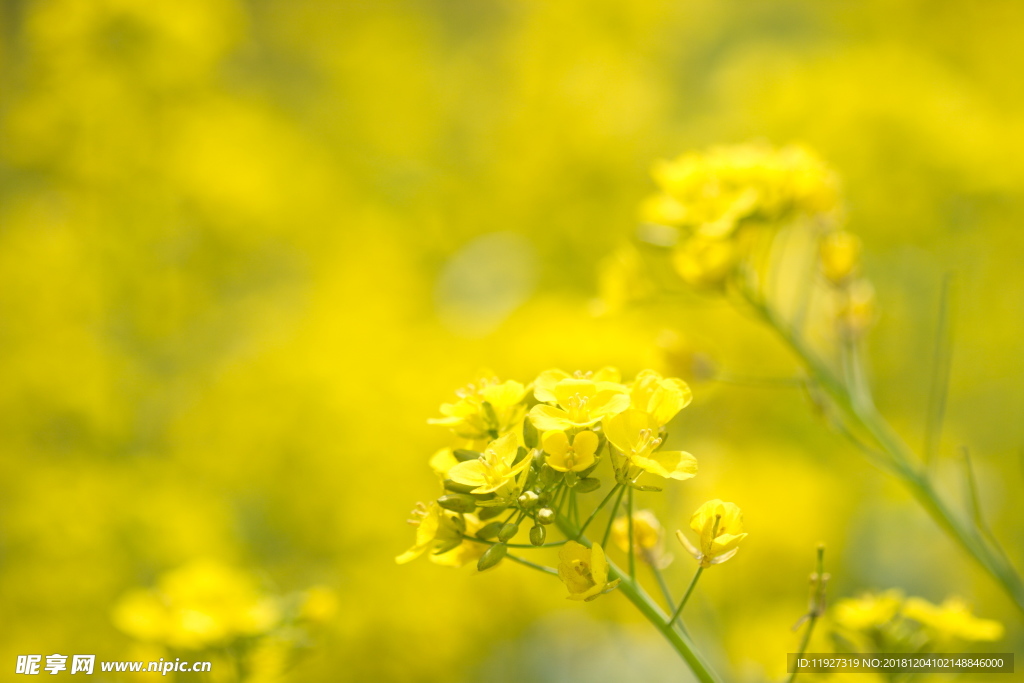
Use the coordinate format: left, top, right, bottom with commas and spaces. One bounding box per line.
1, 0, 1022, 681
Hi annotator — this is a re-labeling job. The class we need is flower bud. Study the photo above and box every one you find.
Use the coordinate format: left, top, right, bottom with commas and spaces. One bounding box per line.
522, 418, 539, 449
530, 525, 547, 546
498, 523, 519, 542
476, 521, 503, 540
478, 505, 508, 521
536, 508, 555, 525
477, 542, 507, 571
517, 491, 540, 509
437, 494, 477, 513
820, 231, 861, 285
453, 449, 481, 462
443, 479, 476, 494
576, 478, 601, 493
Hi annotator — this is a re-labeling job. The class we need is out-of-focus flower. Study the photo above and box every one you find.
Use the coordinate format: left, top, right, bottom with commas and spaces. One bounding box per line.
533, 367, 624, 402
644, 143, 839, 238
111, 560, 280, 650
819, 231, 862, 285
594, 247, 657, 315
656, 330, 718, 385
903, 596, 1004, 642
676, 500, 747, 567
628, 369, 692, 426
529, 377, 630, 431
612, 510, 672, 567
833, 590, 904, 631
672, 236, 738, 288
447, 432, 530, 494
837, 279, 877, 338
604, 409, 697, 480
542, 429, 599, 473
299, 586, 338, 624
428, 375, 528, 440
557, 541, 620, 601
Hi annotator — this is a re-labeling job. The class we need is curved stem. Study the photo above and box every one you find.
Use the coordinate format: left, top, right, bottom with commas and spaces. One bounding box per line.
556, 515, 723, 683
748, 294, 1024, 614
670, 566, 704, 626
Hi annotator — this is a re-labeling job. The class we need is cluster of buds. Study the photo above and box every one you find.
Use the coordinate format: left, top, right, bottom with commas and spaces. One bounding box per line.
399, 368, 749, 602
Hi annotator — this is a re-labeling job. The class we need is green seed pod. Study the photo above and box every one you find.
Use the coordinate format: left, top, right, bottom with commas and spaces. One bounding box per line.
476, 521, 503, 540
453, 449, 481, 462
530, 524, 546, 546
443, 479, 476, 494
477, 542, 507, 571
536, 508, 555, 525
576, 478, 601, 493
437, 494, 477, 513
478, 505, 508, 521
497, 523, 519, 542
517, 491, 540, 509
522, 418, 539, 449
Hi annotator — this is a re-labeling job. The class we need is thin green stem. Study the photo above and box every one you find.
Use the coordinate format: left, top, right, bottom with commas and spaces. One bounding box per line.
745, 292, 1024, 614
601, 485, 627, 549
460, 534, 566, 549
556, 515, 722, 683
627, 486, 636, 581
670, 566, 703, 626
506, 553, 558, 576
648, 555, 675, 611
576, 484, 622, 540
787, 546, 826, 683
923, 274, 954, 467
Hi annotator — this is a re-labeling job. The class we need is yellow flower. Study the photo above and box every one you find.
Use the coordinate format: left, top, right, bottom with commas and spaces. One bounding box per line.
430, 513, 489, 569
612, 510, 672, 567
628, 369, 693, 426
903, 597, 1004, 642
671, 236, 738, 288
833, 590, 904, 631
557, 541, 620, 601
395, 501, 465, 564
542, 429, 599, 472
837, 279, 877, 337
604, 409, 697, 480
819, 230, 861, 284
533, 367, 625, 403
676, 499, 747, 567
111, 560, 281, 650
528, 377, 630, 432
447, 432, 530, 494
428, 375, 528, 440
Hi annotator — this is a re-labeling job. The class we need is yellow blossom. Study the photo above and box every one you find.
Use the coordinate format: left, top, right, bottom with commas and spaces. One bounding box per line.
542, 429, 599, 472
604, 409, 697, 480
428, 375, 528, 439
430, 513, 488, 569
395, 501, 465, 564
833, 590, 904, 631
676, 500, 747, 567
628, 369, 693, 426
612, 510, 672, 567
557, 541, 620, 601
903, 596, 1004, 642
533, 367, 624, 403
446, 432, 530, 494
820, 230, 861, 284
672, 236, 738, 288
528, 377, 629, 431
838, 279, 877, 337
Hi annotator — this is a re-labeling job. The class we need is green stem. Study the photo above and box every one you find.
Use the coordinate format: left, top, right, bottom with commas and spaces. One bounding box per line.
627, 487, 636, 580
748, 294, 1024, 614
601, 485, 627, 549
576, 484, 622, 540
556, 515, 722, 683
648, 555, 675, 611
788, 546, 826, 683
506, 553, 558, 575
670, 566, 704, 626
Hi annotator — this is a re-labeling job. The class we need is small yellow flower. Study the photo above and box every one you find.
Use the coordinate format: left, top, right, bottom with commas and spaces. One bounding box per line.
395, 502, 464, 564
672, 236, 738, 288
903, 596, 1004, 642
628, 369, 693, 426
429, 375, 528, 439
676, 499, 747, 567
534, 367, 624, 403
819, 231, 861, 284
542, 429, 599, 473
833, 590, 904, 631
528, 377, 630, 432
604, 409, 697, 480
612, 510, 672, 567
557, 541, 620, 601
447, 432, 530, 494
838, 279, 877, 337
430, 513, 488, 569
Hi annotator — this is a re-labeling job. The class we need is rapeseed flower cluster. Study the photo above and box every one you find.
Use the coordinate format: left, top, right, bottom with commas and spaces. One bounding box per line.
832, 589, 1004, 652
400, 368, 748, 606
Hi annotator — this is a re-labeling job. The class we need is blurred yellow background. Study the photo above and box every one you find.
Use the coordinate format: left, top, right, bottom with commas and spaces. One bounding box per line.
1, 0, 1022, 681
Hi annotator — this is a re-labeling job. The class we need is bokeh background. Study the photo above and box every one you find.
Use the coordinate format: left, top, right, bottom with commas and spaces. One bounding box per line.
1, 0, 1023, 680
